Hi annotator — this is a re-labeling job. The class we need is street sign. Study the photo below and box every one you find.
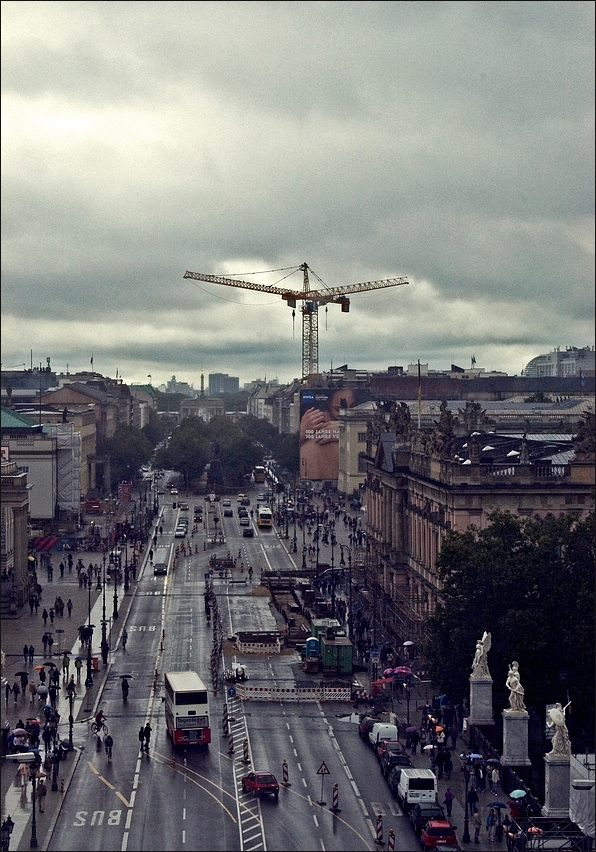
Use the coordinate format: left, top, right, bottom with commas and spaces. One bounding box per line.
317, 761, 330, 775
371, 644, 379, 658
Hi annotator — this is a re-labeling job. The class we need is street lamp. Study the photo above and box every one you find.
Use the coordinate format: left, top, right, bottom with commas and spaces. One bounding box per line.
51, 744, 60, 791
85, 578, 94, 695
67, 690, 74, 751
460, 752, 474, 843
124, 532, 130, 592
330, 532, 336, 618
403, 680, 412, 726
339, 545, 353, 640
101, 552, 109, 666
28, 754, 42, 848
112, 550, 119, 619
1, 816, 14, 852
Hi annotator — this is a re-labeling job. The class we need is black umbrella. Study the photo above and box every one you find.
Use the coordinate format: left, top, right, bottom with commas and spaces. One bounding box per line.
488, 801, 508, 808
14, 671, 29, 677
43, 662, 57, 668
119, 674, 134, 678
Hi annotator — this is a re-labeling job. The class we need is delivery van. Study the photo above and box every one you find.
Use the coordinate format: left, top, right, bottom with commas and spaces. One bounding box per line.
396, 767, 438, 811
368, 722, 398, 752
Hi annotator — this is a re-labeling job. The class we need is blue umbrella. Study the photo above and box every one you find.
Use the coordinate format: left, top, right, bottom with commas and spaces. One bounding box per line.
488, 801, 508, 808
509, 789, 526, 799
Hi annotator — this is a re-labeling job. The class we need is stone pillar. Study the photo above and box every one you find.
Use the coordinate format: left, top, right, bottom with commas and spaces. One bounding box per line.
542, 754, 571, 818
468, 677, 494, 726
501, 710, 532, 766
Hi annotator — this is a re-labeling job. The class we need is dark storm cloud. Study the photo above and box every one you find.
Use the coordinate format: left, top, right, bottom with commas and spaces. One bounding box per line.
1, 1, 593, 386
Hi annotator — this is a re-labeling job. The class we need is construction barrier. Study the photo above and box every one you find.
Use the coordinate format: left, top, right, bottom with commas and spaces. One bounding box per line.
236, 685, 352, 702
222, 704, 229, 737
281, 759, 290, 786
228, 732, 234, 754
330, 783, 340, 813
387, 829, 395, 851
375, 813, 384, 846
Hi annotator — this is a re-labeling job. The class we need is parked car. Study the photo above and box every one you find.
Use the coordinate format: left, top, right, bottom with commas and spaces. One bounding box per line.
376, 739, 406, 763
241, 771, 279, 799
380, 750, 412, 779
170, 488, 178, 495
222, 499, 232, 507
420, 819, 460, 850
409, 802, 446, 834
358, 715, 381, 740
386, 765, 406, 798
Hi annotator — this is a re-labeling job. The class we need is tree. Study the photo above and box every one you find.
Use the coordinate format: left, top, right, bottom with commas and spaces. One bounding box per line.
155, 417, 210, 490
424, 509, 595, 749
103, 425, 153, 489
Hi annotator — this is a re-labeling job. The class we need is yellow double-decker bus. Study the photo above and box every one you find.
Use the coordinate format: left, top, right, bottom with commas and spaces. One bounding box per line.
253, 465, 266, 483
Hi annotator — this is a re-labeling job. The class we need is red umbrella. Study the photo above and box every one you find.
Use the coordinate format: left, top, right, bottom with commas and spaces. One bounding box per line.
394, 666, 412, 675
371, 677, 393, 686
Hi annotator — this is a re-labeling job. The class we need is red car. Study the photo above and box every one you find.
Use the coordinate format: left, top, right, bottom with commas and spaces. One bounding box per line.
241, 771, 279, 799
420, 819, 460, 850
376, 739, 406, 761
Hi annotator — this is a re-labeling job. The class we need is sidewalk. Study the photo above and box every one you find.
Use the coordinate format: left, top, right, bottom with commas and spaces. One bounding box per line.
1, 544, 141, 851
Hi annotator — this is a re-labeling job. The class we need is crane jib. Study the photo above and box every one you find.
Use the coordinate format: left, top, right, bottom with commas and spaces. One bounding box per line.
183, 266, 408, 378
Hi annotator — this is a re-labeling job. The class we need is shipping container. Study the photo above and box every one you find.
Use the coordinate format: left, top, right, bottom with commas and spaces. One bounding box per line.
319, 635, 353, 674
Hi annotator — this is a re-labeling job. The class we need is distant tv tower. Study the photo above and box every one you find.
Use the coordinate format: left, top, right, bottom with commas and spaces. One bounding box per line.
200, 369, 205, 397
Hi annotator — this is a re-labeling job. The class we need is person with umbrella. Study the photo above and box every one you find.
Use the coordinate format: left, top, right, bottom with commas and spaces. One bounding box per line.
18, 760, 30, 790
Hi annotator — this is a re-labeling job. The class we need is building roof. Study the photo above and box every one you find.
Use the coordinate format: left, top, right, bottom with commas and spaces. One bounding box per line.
1, 406, 40, 429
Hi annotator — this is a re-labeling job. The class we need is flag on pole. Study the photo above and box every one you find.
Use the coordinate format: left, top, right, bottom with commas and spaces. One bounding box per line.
90, 355, 94, 368
471, 354, 476, 367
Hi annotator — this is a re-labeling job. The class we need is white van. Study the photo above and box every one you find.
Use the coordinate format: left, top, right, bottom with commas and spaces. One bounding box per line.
396, 768, 438, 811
368, 722, 398, 751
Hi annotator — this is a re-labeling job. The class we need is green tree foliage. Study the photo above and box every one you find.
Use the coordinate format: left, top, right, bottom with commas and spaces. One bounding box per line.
272, 431, 299, 477
154, 416, 210, 489
207, 415, 262, 488
103, 425, 153, 489
424, 509, 595, 747
141, 409, 176, 447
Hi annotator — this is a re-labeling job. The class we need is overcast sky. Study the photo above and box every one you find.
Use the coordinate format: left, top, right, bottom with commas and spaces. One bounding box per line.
2, 1, 594, 390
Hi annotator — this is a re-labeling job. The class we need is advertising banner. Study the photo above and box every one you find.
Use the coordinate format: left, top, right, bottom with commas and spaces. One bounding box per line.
299, 387, 370, 480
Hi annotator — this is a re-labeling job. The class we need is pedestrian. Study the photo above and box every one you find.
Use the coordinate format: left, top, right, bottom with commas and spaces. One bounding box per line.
74, 657, 83, 680
28, 682, 37, 704
143, 723, 152, 751
473, 810, 482, 844
491, 765, 500, 794
59, 561, 65, 578
38, 667, 46, 684
486, 807, 498, 841
47, 635, 54, 655
62, 654, 70, 678
42, 725, 52, 753
138, 726, 145, 751
49, 607, 55, 624
18, 761, 30, 789
36, 779, 47, 812
5, 681, 12, 705
410, 729, 420, 755
20, 672, 29, 692
450, 723, 458, 750
67, 599, 73, 617
467, 786, 479, 815
443, 787, 454, 817
444, 750, 453, 780
66, 675, 76, 698
42, 608, 49, 626
23, 644, 29, 663
28, 644, 35, 663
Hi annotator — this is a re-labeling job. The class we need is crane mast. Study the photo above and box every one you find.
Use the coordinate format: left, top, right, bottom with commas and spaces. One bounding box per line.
183, 263, 408, 379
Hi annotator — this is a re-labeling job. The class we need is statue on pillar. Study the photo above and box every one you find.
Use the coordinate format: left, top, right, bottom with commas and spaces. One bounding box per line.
546, 702, 572, 756
506, 661, 526, 711
471, 631, 492, 678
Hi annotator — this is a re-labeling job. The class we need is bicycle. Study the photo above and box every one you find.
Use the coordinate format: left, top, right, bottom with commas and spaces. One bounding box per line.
104, 734, 113, 760
91, 720, 109, 736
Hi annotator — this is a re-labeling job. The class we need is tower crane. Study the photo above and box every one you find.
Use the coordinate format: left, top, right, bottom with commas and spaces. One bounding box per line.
183, 262, 408, 379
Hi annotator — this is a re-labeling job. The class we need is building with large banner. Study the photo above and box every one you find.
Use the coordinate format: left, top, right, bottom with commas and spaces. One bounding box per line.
299, 387, 371, 482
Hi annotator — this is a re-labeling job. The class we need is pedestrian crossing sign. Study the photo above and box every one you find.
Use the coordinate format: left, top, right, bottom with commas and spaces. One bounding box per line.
317, 761, 330, 775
